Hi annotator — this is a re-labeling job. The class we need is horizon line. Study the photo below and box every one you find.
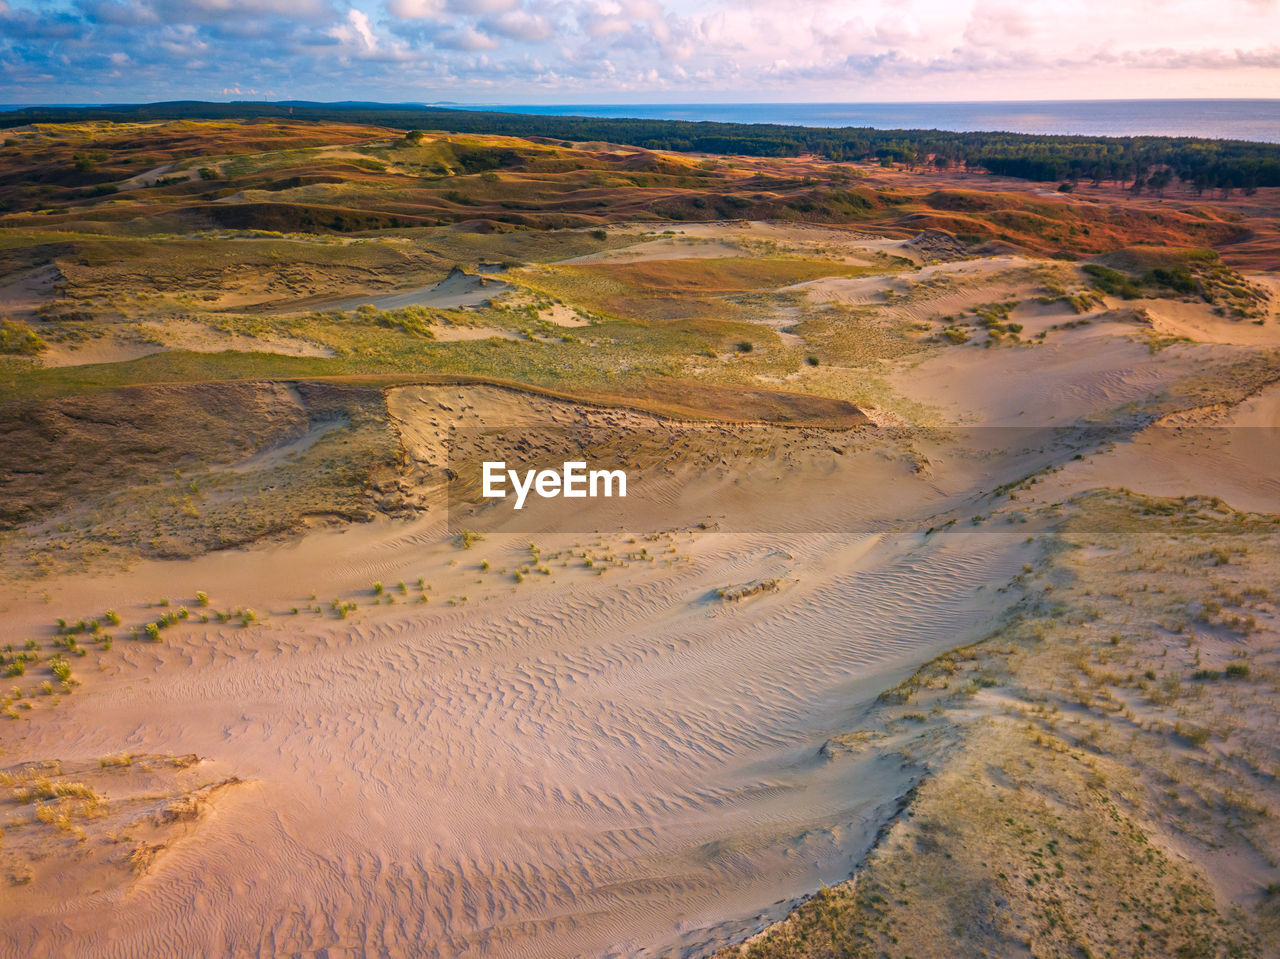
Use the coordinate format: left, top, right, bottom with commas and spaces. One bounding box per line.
3, 96, 1280, 109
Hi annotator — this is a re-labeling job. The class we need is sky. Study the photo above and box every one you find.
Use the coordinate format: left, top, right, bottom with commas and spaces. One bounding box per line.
1, 0, 1278, 105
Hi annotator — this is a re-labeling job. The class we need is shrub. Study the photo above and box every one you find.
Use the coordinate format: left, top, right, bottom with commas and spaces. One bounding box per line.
195, 591, 210, 607
1083, 264, 1143, 299
1149, 266, 1198, 295
457, 530, 483, 549
1226, 662, 1251, 679
1206, 546, 1231, 566
1175, 722, 1211, 747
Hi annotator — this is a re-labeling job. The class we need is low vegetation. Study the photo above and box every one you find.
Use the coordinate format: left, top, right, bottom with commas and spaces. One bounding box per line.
723, 490, 1280, 959
0, 319, 45, 355
1, 754, 241, 891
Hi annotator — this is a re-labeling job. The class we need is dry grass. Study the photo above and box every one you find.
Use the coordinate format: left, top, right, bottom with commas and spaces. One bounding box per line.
0, 754, 239, 895
0, 380, 404, 574
722, 489, 1280, 959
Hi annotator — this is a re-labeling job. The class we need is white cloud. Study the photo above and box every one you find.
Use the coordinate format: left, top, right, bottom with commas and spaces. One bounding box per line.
963, 3, 1035, 47
4, 0, 1279, 103
449, 0, 519, 14
484, 9, 553, 42
433, 24, 501, 49
386, 0, 446, 18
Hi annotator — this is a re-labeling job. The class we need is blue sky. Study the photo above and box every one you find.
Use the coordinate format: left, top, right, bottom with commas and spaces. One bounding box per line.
2, 0, 1278, 104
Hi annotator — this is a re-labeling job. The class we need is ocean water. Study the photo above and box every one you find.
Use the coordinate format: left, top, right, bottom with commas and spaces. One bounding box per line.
471, 100, 1280, 143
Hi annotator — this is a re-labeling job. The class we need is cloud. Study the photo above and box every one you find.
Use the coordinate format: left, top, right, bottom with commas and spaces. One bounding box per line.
1, 6, 83, 39
157, 24, 209, 57
345, 9, 379, 50
1121, 45, 1280, 69
387, 0, 516, 19
871, 17, 920, 47
80, 1, 160, 26
431, 24, 501, 49
963, 3, 1035, 47
483, 9, 553, 41
0, 0, 1276, 104
387, 0, 446, 17
578, 0, 667, 40
449, 0, 519, 14
174, 0, 333, 18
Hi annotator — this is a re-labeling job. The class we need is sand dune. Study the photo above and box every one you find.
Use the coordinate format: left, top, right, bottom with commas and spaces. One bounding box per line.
324, 267, 511, 312
889, 325, 1205, 425
1032, 379, 1280, 513
5, 220, 1279, 958
0, 332, 1180, 955
1, 365, 1087, 957
2, 511, 1036, 958
1140, 294, 1280, 346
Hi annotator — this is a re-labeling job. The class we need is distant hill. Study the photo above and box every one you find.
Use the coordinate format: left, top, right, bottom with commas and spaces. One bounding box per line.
3, 99, 1279, 190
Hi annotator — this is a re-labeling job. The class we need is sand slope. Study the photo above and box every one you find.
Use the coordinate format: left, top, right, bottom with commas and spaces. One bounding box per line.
4, 223, 1279, 958
1, 512, 1036, 957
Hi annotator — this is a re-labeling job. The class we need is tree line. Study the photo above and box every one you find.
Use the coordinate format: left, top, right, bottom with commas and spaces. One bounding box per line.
4, 100, 1278, 193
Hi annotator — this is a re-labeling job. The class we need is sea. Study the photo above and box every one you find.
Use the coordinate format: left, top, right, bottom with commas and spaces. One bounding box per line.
466, 100, 1280, 143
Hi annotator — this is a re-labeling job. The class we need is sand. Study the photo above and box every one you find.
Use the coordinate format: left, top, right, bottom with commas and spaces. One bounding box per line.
0, 366, 1074, 957
38, 321, 336, 367
322, 267, 511, 312
4, 222, 1279, 958
570, 223, 903, 267
0, 512, 1036, 957
1030, 378, 1280, 513
1139, 295, 1280, 346
0, 264, 63, 318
